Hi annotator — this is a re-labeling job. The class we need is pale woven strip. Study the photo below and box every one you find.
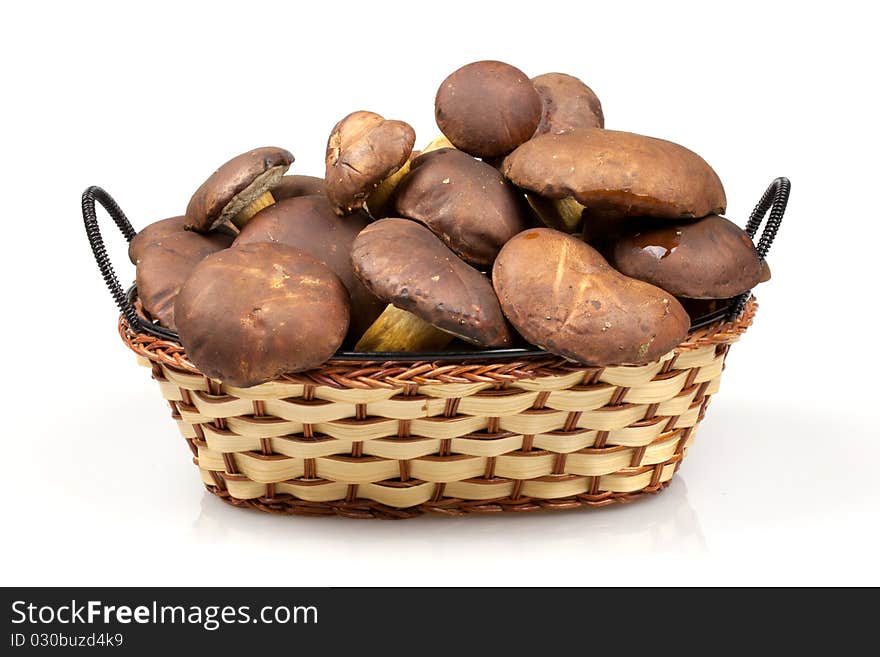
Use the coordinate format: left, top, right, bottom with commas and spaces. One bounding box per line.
125, 298, 755, 516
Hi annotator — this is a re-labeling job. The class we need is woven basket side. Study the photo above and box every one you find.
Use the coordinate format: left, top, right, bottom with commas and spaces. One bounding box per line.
122, 300, 755, 518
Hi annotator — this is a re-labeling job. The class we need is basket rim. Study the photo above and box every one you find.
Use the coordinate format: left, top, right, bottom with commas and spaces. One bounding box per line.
119, 295, 757, 389
124, 285, 738, 361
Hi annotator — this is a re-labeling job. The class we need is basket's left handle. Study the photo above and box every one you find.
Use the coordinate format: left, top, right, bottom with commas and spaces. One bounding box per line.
82, 186, 141, 329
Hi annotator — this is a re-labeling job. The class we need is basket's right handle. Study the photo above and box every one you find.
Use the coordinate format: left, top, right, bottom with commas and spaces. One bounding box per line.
745, 176, 790, 258
82, 186, 141, 329
731, 177, 791, 318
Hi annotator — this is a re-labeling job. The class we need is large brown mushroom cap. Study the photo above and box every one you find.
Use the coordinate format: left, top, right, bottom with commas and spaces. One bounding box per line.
129, 215, 233, 264
493, 228, 689, 366
174, 242, 349, 387
435, 60, 542, 158
351, 219, 512, 347
185, 146, 294, 232
270, 174, 326, 201
324, 111, 415, 216
607, 214, 763, 299
232, 195, 383, 337
129, 216, 182, 264
394, 148, 529, 267
502, 129, 726, 219
532, 72, 604, 135
135, 230, 232, 329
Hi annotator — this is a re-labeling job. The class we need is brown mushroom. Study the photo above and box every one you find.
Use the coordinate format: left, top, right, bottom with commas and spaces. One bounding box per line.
503, 128, 726, 219
394, 148, 529, 267
578, 209, 634, 265
493, 228, 689, 366
435, 60, 542, 158
135, 230, 232, 329
232, 194, 383, 337
532, 72, 604, 135
174, 242, 349, 387
362, 135, 458, 220
271, 175, 325, 200
606, 214, 764, 299
351, 219, 512, 351
185, 146, 294, 233
129, 216, 188, 264
324, 111, 415, 216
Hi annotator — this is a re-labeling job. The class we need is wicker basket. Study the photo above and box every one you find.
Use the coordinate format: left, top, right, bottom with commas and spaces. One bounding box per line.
84, 179, 789, 519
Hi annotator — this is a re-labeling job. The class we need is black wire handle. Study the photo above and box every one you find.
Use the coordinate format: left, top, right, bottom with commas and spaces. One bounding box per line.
731, 177, 791, 317
82, 186, 141, 330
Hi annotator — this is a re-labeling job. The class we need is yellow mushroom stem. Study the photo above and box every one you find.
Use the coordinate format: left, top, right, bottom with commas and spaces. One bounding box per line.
366, 164, 410, 218
525, 194, 585, 233
354, 304, 454, 352
420, 134, 455, 154
366, 135, 457, 218
232, 190, 276, 229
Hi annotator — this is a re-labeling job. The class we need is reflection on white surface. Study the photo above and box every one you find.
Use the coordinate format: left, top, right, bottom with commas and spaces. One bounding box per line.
191, 477, 707, 579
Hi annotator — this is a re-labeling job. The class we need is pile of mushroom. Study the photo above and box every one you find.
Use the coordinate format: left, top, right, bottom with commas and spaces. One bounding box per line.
132, 59, 768, 387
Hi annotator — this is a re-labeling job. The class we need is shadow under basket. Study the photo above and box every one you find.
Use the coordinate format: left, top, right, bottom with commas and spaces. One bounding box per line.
85, 178, 789, 519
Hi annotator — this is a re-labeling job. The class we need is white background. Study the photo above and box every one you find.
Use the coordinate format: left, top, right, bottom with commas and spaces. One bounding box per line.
1, 1, 877, 586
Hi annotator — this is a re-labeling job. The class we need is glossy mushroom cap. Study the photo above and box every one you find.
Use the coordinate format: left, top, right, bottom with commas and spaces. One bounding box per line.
394, 148, 529, 267
324, 111, 415, 216
532, 72, 604, 135
232, 195, 383, 337
503, 129, 726, 219
351, 219, 512, 347
135, 230, 232, 329
185, 146, 294, 232
435, 60, 542, 158
493, 228, 689, 366
174, 242, 350, 387
607, 215, 763, 299
271, 175, 326, 201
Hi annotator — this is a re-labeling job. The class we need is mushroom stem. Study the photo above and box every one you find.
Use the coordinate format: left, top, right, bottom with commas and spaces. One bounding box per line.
525, 194, 585, 233
420, 134, 456, 154
366, 164, 410, 218
354, 304, 454, 352
232, 190, 276, 229
215, 220, 240, 237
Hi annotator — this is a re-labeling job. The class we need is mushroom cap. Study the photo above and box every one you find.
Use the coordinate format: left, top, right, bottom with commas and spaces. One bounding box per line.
532, 72, 604, 135
232, 194, 384, 337
351, 219, 512, 347
435, 60, 542, 158
135, 230, 232, 329
271, 174, 326, 201
128, 216, 180, 264
324, 111, 415, 215
185, 146, 294, 232
502, 129, 726, 219
394, 148, 529, 267
174, 242, 350, 387
492, 228, 689, 366
129, 215, 233, 264
607, 214, 763, 299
